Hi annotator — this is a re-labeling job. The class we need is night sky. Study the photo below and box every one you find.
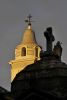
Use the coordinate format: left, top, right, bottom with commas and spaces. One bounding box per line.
0, 0, 67, 91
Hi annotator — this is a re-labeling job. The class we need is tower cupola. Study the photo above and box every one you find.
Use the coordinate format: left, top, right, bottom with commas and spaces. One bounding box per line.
9, 15, 41, 81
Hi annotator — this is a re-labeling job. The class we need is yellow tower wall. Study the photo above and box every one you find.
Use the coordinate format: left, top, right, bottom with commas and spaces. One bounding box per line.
10, 59, 35, 81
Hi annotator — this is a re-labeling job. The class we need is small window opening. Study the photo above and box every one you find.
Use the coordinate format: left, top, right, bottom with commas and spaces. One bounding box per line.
21, 47, 26, 56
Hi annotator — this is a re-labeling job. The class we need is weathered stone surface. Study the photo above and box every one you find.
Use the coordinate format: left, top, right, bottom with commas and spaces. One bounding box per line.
11, 55, 67, 100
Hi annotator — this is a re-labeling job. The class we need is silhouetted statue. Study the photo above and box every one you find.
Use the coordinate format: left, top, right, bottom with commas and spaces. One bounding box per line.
53, 41, 62, 60
44, 27, 55, 53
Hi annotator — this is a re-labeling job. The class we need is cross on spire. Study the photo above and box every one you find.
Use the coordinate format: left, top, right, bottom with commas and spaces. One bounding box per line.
25, 14, 32, 25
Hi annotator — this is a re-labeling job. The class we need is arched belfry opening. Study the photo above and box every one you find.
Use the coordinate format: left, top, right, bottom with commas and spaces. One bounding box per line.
21, 47, 26, 56
35, 47, 38, 57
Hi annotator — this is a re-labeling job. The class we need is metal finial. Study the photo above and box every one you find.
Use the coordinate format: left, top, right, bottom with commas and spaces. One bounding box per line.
25, 14, 32, 25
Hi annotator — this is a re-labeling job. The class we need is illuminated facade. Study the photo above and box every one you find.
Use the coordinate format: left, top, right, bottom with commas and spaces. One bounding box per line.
9, 16, 41, 81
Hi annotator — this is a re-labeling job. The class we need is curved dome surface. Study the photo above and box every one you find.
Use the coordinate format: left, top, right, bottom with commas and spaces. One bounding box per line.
22, 25, 37, 44
11, 55, 67, 99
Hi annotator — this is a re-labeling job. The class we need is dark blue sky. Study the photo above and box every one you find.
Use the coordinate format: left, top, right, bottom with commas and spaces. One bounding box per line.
0, 0, 67, 90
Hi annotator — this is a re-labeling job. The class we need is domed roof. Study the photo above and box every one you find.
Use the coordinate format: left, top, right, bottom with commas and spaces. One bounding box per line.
11, 54, 67, 99
22, 25, 37, 44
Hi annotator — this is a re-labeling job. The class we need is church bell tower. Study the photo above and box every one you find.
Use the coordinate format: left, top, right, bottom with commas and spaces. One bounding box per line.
9, 15, 41, 81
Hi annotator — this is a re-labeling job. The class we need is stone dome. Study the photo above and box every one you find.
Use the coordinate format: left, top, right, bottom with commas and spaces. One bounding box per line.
11, 54, 67, 100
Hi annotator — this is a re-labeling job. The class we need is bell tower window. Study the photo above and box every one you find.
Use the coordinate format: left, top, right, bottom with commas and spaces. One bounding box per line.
21, 47, 26, 56
35, 47, 38, 57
